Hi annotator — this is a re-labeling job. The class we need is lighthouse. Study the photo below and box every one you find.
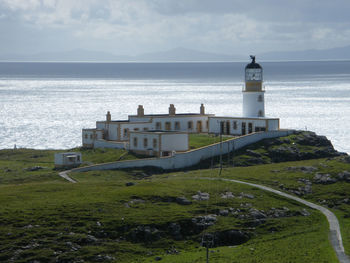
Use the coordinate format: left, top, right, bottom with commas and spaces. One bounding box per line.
243, 55, 265, 118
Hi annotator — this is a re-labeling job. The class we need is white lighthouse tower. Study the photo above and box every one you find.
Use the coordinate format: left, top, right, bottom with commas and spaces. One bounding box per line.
243, 55, 265, 117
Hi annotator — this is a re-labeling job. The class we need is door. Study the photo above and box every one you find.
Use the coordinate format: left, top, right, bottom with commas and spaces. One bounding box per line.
248, 123, 253, 134
197, 121, 202, 133
226, 121, 230, 135
241, 122, 246, 135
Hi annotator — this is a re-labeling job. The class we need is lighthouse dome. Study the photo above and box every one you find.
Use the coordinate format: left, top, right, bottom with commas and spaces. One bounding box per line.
245, 55, 262, 69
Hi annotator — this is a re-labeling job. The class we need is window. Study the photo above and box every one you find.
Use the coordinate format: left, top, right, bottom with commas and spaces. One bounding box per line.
165, 122, 171, 131
143, 138, 148, 148
84, 134, 88, 139
175, 121, 180, 130
124, 128, 129, 137
90, 134, 93, 139
156, 122, 161, 130
258, 95, 263, 102
153, 138, 157, 148
133, 137, 138, 147
233, 121, 237, 130
188, 121, 193, 129
143, 127, 148, 131
258, 110, 263, 117
134, 128, 139, 131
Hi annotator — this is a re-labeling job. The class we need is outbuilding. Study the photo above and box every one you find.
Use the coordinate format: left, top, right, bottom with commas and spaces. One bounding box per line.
54, 152, 82, 168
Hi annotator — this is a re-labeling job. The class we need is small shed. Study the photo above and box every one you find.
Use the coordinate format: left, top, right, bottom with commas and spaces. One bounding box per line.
54, 152, 82, 168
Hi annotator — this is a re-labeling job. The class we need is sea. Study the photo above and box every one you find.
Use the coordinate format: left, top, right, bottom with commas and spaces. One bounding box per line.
0, 61, 349, 154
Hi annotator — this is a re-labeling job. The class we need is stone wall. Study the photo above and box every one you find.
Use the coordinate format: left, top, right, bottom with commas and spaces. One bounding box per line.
72, 130, 294, 173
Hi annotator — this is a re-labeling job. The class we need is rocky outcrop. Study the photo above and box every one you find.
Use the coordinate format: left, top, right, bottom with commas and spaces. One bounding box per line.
235, 131, 346, 166
313, 173, 337, 184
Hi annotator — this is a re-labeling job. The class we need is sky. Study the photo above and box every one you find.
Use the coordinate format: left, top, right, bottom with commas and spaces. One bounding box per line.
1, 0, 350, 56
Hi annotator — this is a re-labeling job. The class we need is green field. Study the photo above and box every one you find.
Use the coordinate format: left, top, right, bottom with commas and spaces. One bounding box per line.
0, 132, 349, 262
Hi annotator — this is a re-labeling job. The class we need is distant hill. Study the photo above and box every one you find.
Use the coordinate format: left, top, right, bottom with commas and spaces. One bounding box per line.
1, 45, 350, 62
135, 47, 244, 62
259, 45, 350, 61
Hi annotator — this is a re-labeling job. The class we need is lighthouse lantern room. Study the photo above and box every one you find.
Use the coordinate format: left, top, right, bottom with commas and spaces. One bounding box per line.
243, 55, 265, 118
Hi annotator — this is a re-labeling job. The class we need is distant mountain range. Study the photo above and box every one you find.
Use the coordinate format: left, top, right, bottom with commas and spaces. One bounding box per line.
1, 45, 350, 62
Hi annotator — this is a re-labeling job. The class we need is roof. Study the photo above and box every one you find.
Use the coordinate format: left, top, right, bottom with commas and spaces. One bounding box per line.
129, 113, 214, 117
245, 55, 262, 69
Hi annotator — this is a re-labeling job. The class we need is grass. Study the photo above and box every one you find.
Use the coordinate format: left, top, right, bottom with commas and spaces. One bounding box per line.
189, 134, 233, 150
0, 136, 349, 262
187, 156, 350, 255
0, 170, 337, 262
0, 147, 140, 184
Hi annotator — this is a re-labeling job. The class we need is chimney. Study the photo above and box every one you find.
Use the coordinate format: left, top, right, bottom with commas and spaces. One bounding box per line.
106, 111, 111, 122
137, 105, 144, 117
169, 104, 176, 116
200, 104, 205, 115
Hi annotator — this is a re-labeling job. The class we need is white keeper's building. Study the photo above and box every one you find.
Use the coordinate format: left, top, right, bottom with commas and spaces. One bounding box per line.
82, 56, 280, 157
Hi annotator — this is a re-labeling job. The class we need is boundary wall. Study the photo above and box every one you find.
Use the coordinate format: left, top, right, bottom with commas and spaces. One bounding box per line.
72, 130, 294, 173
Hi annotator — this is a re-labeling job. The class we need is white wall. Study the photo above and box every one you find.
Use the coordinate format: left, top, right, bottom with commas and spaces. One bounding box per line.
94, 139, 126, 149
243, 92, 265, 117
129, 132, 159, 151
161, 133, 188, 152
209, 117, 278, 135
73, 130, 294, 172
55, 152, 82, 166
267, 119, 279, 131
150, 115, 209, 133
119, 122, 153, 141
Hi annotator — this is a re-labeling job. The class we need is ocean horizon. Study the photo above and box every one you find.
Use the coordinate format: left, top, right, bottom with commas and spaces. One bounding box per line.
0, 61, 349, 154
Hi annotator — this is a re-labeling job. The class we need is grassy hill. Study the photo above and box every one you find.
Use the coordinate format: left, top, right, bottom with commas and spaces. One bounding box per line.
0, 131, 349, 262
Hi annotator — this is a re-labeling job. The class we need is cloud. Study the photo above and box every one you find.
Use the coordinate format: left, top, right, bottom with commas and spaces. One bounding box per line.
0, 0, 350, 55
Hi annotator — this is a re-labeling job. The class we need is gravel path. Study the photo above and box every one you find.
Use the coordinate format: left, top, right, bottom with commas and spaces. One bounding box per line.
201, 177, 350, 263
58, 170, 76, 183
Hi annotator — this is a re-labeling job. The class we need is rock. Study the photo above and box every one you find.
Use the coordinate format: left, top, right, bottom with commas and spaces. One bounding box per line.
287, 166, 318, 173
168, 223, 182, 240
176, 197, 192, 205
219, 210, 229, 216
299, 209, 311, 217
249, 208, 267, 219
155, 256, 162, 261
221, 192, 234, 199
240, 192, 255, 199
125, 182, 135, 186
192, 191, 210, 201
246, 149, 262, 158
338, 171, 350, 182
166, 247, 179, 255
82, 234, 98, 244
213, 229, 250, 246
247, 157, 264, 165
313, 173, 337, 184
340, 156, 350, 164
25, 166, 43, 171
191, 215, 217, 232
95, 255, 115, 262
130, 226, 161, 243
267, 207, 290, 218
